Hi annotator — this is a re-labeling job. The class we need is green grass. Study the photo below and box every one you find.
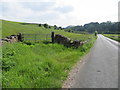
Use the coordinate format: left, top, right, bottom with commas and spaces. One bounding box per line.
1, 19, 97, 88
1, 20, 94, 42
103, 34, 120, 42
2, 38, 96, 88
2, 20, 54, 38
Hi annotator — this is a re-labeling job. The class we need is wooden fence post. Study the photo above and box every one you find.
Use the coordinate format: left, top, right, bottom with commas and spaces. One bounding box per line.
51, 32, 54, 43
18, 33, 23, 42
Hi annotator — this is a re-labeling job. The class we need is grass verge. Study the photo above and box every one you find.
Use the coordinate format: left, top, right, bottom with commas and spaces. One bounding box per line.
2, 36, 96, 88
2, 19, 97, 88
103, 34, 120, 42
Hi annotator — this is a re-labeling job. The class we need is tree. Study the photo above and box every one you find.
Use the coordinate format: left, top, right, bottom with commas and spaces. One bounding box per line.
48, 26, 51, 29
38, 24, 42, 27
94, 31, 98, 36
43, 23, 49, 28
59, 26, 62, 30
54, 25, 57, 29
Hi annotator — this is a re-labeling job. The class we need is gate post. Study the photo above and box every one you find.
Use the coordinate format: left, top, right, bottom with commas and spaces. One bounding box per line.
18, 33, 23, 42
51, 32, 54, 43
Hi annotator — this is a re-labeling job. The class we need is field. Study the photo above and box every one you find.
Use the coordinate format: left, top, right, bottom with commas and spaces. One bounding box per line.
1, 20, 97, 88
1, 20, 94, 41
103, 34, 120, 42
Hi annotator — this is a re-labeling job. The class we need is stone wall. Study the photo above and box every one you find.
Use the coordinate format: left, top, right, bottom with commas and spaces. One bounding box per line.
54, 34, 86, 48
0, 33, 22, 45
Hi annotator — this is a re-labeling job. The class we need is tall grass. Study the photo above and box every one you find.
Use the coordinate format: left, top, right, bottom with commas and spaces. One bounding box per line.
2, 37, 96, 88
2, 19, 97, 88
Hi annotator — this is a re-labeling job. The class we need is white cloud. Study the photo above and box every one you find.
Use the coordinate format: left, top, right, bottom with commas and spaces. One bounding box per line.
2, 2, 32, 20
0, 0, 119, 27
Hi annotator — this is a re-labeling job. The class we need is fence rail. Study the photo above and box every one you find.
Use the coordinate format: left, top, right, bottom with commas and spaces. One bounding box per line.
21, 32, 54, 43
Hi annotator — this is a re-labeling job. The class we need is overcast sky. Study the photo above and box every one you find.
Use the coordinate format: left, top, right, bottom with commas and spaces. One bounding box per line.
0, 0, 119, 27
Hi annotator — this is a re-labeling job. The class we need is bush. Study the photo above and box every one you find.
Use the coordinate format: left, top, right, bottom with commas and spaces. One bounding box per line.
43, 24, 49, 28
94, 31, 98, 36
38, 24, 42, 27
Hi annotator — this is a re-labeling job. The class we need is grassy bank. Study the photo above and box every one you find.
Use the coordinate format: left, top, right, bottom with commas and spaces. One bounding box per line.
1, 20, 55, 38
103, 34, 120, 42
2, 37, 96, 88
2, 20, 97, 88
1, 20, 94, 42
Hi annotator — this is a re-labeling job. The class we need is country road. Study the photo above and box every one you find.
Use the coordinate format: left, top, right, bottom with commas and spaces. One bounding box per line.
63, 34, 119, 88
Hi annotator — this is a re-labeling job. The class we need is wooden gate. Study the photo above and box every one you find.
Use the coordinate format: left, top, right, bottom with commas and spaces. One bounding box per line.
22, 33, 51, 42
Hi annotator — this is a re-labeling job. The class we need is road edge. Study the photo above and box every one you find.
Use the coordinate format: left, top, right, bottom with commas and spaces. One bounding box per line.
62, 38, 97, 88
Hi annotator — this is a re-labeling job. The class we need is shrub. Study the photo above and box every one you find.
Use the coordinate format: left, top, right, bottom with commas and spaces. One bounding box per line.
43, 24, 49, 28
38, 24, 42, 27
94, 31, 98, 36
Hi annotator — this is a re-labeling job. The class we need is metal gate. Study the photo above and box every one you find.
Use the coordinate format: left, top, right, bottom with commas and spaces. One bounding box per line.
22, 33, 51, 42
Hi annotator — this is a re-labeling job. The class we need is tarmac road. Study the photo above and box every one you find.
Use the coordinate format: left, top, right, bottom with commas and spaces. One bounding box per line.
70, 34, 119, 88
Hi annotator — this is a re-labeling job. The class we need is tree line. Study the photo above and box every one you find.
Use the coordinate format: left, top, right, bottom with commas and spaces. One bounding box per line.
38, 23, 63, 30
65, 21, 120, 34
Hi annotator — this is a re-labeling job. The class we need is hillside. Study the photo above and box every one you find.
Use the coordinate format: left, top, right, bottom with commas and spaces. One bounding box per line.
1, 20, 94, 41
1, 20, 97, 88
1, 19, 55, 38
65, 21, 119, 34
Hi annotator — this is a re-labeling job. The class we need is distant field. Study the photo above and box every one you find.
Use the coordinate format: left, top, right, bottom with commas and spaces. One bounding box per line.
103, 34, 120, 42
1, 20, 97, 88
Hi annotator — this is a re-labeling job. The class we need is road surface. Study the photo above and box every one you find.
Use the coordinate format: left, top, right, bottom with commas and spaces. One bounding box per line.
64, 34, 119, 88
